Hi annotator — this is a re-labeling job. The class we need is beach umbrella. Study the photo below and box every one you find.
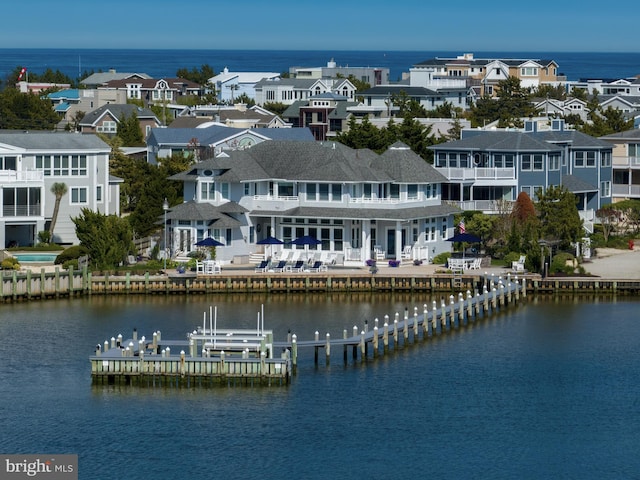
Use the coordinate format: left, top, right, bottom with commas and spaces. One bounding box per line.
195, 237, 224, 247
446, 232, 481, 260
257, 236, 284, 260
446, 232, 481, 244
289, 235, 321, 260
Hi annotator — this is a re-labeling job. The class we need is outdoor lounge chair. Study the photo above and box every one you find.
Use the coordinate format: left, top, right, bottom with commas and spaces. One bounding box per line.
254, 260, 269, 273
512, 255, 526, 273
308, 261, 327, 272
290, 260, 305, 272
272, 260, 288, 272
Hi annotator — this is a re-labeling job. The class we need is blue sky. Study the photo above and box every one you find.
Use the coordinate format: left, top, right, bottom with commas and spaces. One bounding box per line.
2, 0, 637, 52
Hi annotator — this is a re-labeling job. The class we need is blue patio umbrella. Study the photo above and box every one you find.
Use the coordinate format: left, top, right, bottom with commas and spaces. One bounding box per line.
446, 232, 481, 260
195, 237, 224, 247
289, 235, 322, 260
257, 236, 284, 260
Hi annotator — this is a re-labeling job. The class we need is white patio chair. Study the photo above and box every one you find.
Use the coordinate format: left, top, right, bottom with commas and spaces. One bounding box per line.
400, 246, 412, 260
512, 255, 526, 273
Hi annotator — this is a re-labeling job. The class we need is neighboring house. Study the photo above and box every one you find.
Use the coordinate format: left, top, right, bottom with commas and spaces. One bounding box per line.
47, 88, 128, 129
100, 77, 202, 109
289, 58, 390, 86
146, 125, 314, 164
569, 76, 640, 96
599, 95, 640, 114
254, 78, 357, 106
411, 53, 560, 97
0, 132, 117, 246
430, 120, 613, 233
78, 104, 161, 141
170, 104, 290, 129
16, 82, 71, 94
166, 140, 457, 264
533, 97, 589, 122
357, 85, 464, 117
599, 128, 640, 202
209, 68, 280, 103
281, 93, 360, 140
80, 70, 151, 89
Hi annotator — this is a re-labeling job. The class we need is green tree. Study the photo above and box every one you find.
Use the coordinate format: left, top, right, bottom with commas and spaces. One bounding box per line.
49, 182, 68, 242
536, 186, 583, 250
175, 64, 215, 86
397, 115, 435, 162
263, 102, 288, 116
117, 111, 144, 146
469, 76, 538, 128
578, 106, 634, 137
72, 208, 134, 270
335, 115, 393, 153
533, 84, 566, 100
0, 87, 60, 130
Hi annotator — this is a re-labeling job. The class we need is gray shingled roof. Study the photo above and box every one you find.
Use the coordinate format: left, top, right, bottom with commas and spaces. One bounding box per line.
79, 104, 158, 126
256, 204, 459, 221
0, 131, 110, 150
166, 201, 244, 227
175, 140, 446, 185
562, 175, 597, 193
149, 125, 313, 146
600, 128, 640, 141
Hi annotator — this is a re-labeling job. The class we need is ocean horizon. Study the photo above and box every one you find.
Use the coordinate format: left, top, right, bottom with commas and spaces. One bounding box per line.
1, 48, 639, 85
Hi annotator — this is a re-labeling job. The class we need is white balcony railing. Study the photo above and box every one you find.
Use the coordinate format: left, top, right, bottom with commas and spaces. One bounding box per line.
0, 170, 44, 182
612, 156, 640, 168
435, 167, 516, 181
349, 197, 401, 205
2, 205, 42, 217
612, 184, 640, 197
446, 200, 514, 213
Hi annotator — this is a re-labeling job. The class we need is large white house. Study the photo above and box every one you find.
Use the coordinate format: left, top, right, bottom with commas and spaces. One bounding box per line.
166, 140, 458, 265
0, 132, 117, 247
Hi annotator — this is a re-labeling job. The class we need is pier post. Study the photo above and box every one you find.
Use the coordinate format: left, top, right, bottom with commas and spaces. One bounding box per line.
325, 333, 330, 366
459, 294, 466, 326
314, 331, 319, 365
383, 316, 389, 352
441, 299, 447, 331
466, 291, 473, 320
514, 280, 520, 301
352, 326, 358, 359
403, 309, 409, 343
433, 301, 440, 335
413, 307, 419, 339
359, 331, 366, 360
492, 288, 497, 310
423, 304, 430, 337
343, 330, 348, 364
292, 335, 298, 370
450, 295, 457, 328
393, 314, 399, 349
499, 283, 505, 307
373, 326, 379, 358
483, 287, 489, 313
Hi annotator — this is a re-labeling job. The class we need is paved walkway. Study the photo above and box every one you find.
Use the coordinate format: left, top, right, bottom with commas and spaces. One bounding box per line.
16, 247, 640, 280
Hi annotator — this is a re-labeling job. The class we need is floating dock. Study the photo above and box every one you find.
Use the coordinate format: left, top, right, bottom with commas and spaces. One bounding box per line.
91, 277, 526, 387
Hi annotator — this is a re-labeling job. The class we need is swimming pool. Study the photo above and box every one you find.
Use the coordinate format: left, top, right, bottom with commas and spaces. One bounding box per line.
13, 253, 59, 263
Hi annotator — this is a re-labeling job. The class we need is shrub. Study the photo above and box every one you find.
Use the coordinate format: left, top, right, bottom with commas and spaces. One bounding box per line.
550, 252, 576, 275
62, 259, 79, 271
432, 252, 450, 265
55, 245, 88, 265
1, 258, 20, 270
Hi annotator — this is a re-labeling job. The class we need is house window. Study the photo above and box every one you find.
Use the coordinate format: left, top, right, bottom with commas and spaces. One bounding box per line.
628, 144, 640, 158
549, 154, 560, 170
307, 183, 317, 200
220, 183, 230, 200
70, 187, 88, 204
601, 151, 611, 167
278, 182, 294, 197
331, 184, 342, 201
200, 181, 215, 200
97, 121, 116, 133
225, 229, 232, 245
319, 184, 329, 201
441, 218, 447, 240
436, 153, 447, 167
600, 181, 611, 197
575, 151, 585, 167
0, 156, 17, 170
521, 154, 532, 171
70, 155, 87, 176
533, 154, 544, 171
266, 90, 275, 101
407, 184, 418, 199
586, 151, 596, 167
389, 184, 400, 199
486, 85, 493, 95
96, 185, 103, 202
459, 153, 469, 168
520, 67, 538, 76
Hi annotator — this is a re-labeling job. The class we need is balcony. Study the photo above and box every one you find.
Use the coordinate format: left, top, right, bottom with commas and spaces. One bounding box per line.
445, 199, 514, 214
612, 156, 640, 168
0, 170, 44, 183
435, 167, 516, 181
2, 204, 42, 217
613, 184, 640, 198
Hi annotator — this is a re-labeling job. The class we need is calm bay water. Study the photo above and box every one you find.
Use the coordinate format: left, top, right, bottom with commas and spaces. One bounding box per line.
0, 293, 639, 479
